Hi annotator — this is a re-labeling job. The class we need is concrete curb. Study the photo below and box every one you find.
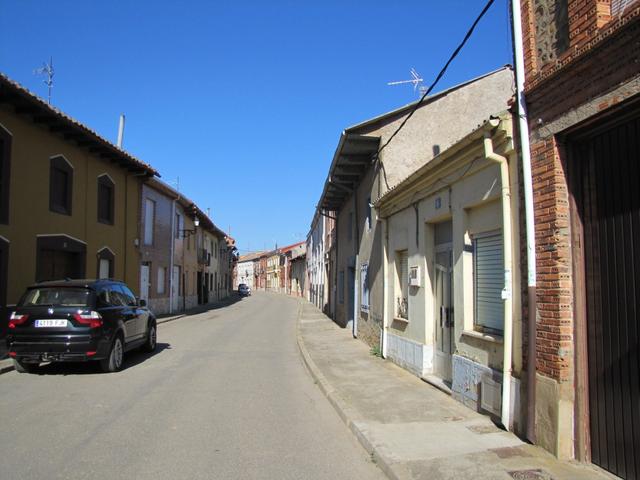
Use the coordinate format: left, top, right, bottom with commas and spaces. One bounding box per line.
294, 300, 403, 480
0, 358, 13, 375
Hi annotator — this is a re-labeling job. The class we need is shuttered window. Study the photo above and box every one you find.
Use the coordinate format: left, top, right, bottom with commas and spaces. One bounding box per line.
473, 231, 504, 333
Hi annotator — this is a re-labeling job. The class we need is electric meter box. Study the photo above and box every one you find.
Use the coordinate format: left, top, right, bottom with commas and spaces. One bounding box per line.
409, 266, 421, 287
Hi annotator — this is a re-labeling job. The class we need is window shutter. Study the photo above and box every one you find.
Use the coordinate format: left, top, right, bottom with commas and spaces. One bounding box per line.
399, 251, 408, 297
474, 232, 504, 332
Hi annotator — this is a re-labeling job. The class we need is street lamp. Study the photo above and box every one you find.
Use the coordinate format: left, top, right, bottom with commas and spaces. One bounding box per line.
181, 217, 200, 238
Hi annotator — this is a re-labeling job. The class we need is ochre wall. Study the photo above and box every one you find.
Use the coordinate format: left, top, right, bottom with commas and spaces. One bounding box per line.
0, 105, 143, 305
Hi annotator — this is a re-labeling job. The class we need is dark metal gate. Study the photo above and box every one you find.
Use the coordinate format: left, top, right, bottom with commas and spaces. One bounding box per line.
570, 112, 640, 479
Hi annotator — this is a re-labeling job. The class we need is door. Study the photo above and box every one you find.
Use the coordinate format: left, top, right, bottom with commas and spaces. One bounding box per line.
434, 246, 453, 384
347, 267, 355, 327
570, 112, 639, 479
171, 266, 180, 311
0, 239, 8, 338
140, 264, 150, 304
118, 284, 146, 340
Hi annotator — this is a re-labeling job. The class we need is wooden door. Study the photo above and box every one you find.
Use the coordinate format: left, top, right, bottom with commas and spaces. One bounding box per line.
570, 112, 640, 480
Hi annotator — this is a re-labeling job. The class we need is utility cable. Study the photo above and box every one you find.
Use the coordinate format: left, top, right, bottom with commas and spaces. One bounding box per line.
374, 0, 496, 186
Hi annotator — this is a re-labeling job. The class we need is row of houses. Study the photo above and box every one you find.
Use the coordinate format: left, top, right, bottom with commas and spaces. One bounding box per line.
305, 1, 640, 479
0, 72, 237, 340
235, 241, 306, 297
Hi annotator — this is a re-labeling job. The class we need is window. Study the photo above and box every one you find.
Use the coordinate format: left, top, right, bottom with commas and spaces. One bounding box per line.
0, 124, 11, 224
366, 197, 372, 231
396, 250, 408, 319
119, 284, 137, 306
175, 212, 182, 239
360, 263, 369, 312
49, 155, 73, 215
97, 175, 114, 224
144, 198, 155, 245
157, 267, 166, 295
473, 231, 504, 334
338, 270, 345, 304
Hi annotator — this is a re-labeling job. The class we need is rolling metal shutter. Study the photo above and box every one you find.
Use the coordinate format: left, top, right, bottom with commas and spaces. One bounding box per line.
474, 232, 504, 333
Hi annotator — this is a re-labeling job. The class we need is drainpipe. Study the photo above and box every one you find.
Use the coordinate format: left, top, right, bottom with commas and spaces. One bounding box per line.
169, 198, 176, 313
511, 0, 537, 443
381, 216, 389, 358
484, 125, 514, 432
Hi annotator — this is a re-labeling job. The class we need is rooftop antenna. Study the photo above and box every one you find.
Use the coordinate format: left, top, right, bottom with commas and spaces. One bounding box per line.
168, 177, 180, 192
34, 57, 54, 104
387, 68, 424, 96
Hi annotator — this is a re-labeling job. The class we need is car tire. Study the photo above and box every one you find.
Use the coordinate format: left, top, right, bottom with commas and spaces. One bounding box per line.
142, 321, 157, 353
13, 358, 38, 374
100, 334, 124, 373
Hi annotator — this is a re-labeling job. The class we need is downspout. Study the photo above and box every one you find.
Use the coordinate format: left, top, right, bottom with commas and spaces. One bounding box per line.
381, 215, 389, 358
169, 198, 176, 313
484, 126, 514, 432
353, 193, 360, 338
511, 0, 537, 443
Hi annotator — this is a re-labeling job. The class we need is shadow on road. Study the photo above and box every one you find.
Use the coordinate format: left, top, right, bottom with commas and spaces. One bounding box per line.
30, 342, 172, 375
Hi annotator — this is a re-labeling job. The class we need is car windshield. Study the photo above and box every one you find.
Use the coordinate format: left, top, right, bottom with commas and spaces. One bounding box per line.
19, 287, 93, 307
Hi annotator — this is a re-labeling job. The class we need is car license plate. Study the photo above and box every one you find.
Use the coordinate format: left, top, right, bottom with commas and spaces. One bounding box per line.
35, 319, 68, 328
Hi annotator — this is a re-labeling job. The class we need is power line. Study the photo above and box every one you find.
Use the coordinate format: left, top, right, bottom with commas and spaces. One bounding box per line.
376, 0, 496, 159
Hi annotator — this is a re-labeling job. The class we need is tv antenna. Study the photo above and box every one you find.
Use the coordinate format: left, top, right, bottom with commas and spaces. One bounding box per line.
387, 68, 425, 96
34, 57, 55, 104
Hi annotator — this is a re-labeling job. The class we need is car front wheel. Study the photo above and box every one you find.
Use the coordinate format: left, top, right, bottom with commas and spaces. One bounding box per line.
142, 321, 157, 353
100, 335, 124, 373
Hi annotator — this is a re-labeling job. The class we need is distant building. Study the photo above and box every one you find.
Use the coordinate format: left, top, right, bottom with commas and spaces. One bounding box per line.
235, 251, 263, 289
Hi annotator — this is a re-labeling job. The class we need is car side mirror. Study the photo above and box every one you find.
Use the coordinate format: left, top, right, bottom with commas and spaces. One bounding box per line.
139, 298, 147, 307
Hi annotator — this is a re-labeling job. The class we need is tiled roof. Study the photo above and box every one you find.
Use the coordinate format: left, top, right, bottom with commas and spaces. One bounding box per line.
0, 72, 158, 176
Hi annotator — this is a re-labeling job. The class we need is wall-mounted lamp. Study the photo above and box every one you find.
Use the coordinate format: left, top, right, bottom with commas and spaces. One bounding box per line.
181, 217, 200, 238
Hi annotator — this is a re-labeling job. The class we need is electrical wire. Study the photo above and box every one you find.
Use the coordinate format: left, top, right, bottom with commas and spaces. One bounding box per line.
374, 0, 497, 193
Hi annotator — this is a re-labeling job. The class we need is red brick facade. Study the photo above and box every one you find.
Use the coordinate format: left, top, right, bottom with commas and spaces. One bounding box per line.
520, 0, 640, 461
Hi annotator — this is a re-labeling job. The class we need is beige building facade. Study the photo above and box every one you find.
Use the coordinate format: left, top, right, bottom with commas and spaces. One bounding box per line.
377, 115, 525, 433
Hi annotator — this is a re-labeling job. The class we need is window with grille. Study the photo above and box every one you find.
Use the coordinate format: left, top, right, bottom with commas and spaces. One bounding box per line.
360, 263, 369, 312
396, 250, 408, 319
473, 231, 504, 334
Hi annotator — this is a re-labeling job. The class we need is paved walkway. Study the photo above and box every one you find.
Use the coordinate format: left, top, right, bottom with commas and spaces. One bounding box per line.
296, 299, 613, 480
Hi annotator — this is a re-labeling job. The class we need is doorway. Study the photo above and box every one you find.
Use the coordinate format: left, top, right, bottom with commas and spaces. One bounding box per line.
36, 235, 86, 282
171, 266, 180, 312
0, 238, 8, 338
433, 221, 453, 384
140, 263, 150, 303
569, 110, 640, 479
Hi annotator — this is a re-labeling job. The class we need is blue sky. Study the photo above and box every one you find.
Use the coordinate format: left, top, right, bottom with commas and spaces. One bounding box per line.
0, 0, 513, 254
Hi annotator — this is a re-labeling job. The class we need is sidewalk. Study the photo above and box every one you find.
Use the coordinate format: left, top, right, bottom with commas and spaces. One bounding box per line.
296, 300, 612, 480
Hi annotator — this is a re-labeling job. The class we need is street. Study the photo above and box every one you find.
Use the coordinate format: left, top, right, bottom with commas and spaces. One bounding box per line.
0, 292, 385, 480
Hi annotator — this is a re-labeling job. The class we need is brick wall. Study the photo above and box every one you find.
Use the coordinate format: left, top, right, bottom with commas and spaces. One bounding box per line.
520, 0, 640, 384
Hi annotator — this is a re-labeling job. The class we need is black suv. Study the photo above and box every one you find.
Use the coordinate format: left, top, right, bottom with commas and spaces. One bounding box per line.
6, 279, 157, 373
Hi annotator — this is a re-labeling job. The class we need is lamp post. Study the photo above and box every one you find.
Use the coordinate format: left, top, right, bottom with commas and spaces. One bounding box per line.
180, 216, 199, 312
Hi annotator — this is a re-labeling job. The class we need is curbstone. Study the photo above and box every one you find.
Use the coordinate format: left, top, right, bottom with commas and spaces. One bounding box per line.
295, 299, 403, 480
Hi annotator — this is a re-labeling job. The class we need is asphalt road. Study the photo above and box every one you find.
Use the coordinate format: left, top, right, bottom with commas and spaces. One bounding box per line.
0, 292, 385, 480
